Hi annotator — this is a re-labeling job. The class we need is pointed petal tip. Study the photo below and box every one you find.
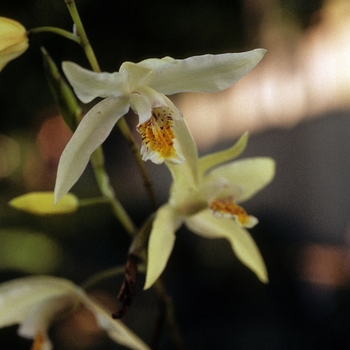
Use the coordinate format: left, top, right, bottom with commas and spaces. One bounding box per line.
143, 278, 153, 291
259, 271, 269, 284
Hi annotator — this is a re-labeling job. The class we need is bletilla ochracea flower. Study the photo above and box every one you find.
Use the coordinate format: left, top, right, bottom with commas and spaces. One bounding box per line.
144, 132, 275, 289
54, 49, 266, 203
0, 276, 150, 350
0, 17, 28, 71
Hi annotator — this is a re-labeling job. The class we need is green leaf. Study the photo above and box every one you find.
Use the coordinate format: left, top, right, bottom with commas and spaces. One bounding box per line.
41, 47, 81, 131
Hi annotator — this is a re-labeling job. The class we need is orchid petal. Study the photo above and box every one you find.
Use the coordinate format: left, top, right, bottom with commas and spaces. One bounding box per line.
0, 276, 150, 350
185, 210, 268, 283
147, 49, 266, 95
129, 92, 152, 125
62, 61, 128, 103
18, 294, 75, 349
119, 61, 153, 90
166, 117, 199, 186
198, 132, 248, 175
0, 276, 76, 328
204, 157, 275, 203
55, 96, 129, 203
130, 86, 172, 125
134, 56, 176, 70
78, 291, 150, 350
145, 204, 183, 289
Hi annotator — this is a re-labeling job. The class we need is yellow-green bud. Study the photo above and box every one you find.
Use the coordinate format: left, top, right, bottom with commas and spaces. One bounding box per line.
9, 192, 79, 215
0, 17, 28, 71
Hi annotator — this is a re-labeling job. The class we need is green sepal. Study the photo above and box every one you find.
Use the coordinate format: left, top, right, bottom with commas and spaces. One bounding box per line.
198, 132, 249, 175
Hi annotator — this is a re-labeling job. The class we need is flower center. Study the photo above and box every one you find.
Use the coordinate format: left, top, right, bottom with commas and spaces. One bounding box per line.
209, 198, 257, 228
137, 106, 183, 164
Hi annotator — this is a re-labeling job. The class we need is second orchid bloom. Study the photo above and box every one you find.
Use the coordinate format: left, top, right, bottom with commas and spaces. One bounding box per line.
54, 49, 266, 203
145, 132, 275, 289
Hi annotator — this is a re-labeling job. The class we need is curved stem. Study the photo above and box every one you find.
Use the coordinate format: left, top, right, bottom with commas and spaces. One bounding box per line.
65, 0, 137, 234
63, 3, 184, 348
28, 26, 81, 43
65, 0, 156, 213
90, 147, 136, 235
153, 279, 186, 350
81, 265, 146, 291
78, 196, 109, 207
65, 0, 100, 72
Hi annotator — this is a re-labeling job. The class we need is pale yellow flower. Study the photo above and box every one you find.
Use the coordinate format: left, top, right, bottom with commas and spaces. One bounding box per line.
55, 49, 266, 203
0, 17, 28, 71
145, 132, 275, 289
0, 276, 150, 350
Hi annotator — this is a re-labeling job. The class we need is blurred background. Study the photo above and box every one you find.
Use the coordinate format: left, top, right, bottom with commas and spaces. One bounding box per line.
1, 0, 350, 349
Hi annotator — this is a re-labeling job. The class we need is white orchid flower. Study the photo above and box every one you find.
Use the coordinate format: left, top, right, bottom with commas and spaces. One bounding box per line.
145, 132, 275, 289
0, 276, 150, 350
54, 49, 266, 203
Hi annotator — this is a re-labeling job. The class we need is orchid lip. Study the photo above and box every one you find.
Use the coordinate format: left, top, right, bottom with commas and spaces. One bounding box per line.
137, 106, 184, 164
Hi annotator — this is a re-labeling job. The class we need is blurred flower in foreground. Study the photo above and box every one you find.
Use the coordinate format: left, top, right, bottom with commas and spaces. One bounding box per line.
145, 132, 275, 289
9, 192, 78, 215
0, 276, 150, 350
0, 17, 28, 71
55, 49, 266, 203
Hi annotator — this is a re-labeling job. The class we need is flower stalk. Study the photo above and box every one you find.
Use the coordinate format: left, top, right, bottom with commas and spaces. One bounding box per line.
90, 146, 136, 235
28, 26, 80, 43
65, 0, 156, 211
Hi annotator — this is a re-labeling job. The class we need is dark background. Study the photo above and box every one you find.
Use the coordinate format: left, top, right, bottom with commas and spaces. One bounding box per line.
2, 0, 350, 349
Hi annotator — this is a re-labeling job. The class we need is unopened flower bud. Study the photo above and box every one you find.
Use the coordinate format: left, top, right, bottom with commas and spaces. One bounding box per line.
0, 17, 28, 71
9, 192, 78, 215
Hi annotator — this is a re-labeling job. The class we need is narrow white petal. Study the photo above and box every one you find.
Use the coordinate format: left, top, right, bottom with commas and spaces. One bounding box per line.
78, 291, 150, 350
62, 61, 129, 103
185, 210, 268, 283
147, 49, 266, 94
203, 157, 275, 203
18, 294, 75, 346
166, 117, 199, 200
144, 204, 183, 289
0, 276, 76, 328
54, 97, 129, 203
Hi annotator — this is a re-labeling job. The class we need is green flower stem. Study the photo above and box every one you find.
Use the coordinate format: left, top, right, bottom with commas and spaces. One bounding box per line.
64, 3, 184, 348
78, 196, 109, 207
81, 265, 146, 291
90, 147, 136, 235
28, 26, 81, 43
153, 279, 186, 350
65, 0, 136, 235
66, 0, 156, 211
65, 0, 100, 72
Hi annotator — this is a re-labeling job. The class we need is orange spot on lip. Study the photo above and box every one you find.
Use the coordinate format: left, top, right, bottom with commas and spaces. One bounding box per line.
209, 198, 250, 225
137, 106, 177, 160
31, 332, 45, 350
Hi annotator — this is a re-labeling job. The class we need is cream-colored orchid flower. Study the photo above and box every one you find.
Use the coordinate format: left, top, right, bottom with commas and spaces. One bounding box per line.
54, 49, 266, 203
0, 17, 28, 71
145, 132, 275, 289
0, 276, 150, 350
